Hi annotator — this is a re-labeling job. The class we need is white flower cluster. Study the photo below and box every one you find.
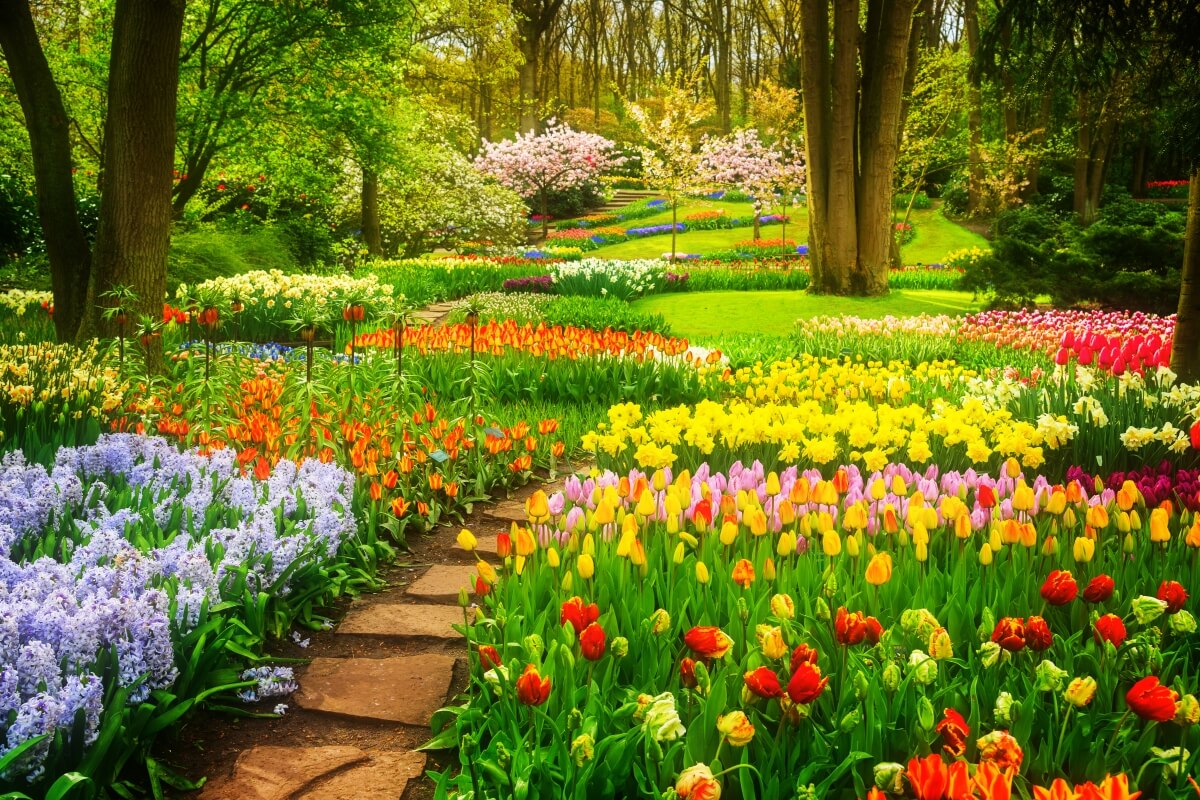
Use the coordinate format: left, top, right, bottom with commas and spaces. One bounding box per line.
549, 259, 666, 300
0, 289, 53, 315
178, 269, 394, 310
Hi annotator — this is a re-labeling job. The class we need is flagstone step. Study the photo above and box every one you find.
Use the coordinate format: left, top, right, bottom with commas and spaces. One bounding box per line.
336, 603, 474, 639
196, 745, 428, 800
196, 745, 367, 800
299, 750, 426, 799
484, 499, 527, 524
456, 534, 500, 560
404, 563, 481, 603
294, 654, 457, 725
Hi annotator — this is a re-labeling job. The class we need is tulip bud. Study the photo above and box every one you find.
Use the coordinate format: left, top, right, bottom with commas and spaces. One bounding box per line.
874, 763, 905, 794
978, 608, 996, 642
695, 561, 710, 584
738, 597, 750, 624
576, 553, 594, 580
561, 619, 576, 646
1035, 660, 1069, 692
571, 733, 594, 766
915, 541, 928, 562
611, 636, 629, 658
523, 633, 544, 661
1123, 532, 1135, 554
881, 662, 901, 693
547, 547, 561, 568
692, 660, 711, 694
1065, 676, 1097, 707
816, 597, 830, 621
1073, 536, 1095, 563
1169, 609, 1197, 635
1133, 595, 1169, 625
1041, 534, 1058, 557
770, 593, 795, 620
839, 706, 863, 732
496, 742, 512, 770
1175, 694, 1200, 725
673, 541, 686, 565
994, 691, 1015, 726
854, 670, 869, 701
908, 650, 938, 685
845, 534, 860, 558
457, 528, 477, 552
458, 588, 470, 608
979, 543, 993, 566
978, 641, 1002, 668
763, 557, 776, 581
822, 531, 842, 557
917, 696, 935, 732
650, 609, 671, 635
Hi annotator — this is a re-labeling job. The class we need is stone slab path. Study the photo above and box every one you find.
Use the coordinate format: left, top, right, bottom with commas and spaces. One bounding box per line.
194, 476, 568, 799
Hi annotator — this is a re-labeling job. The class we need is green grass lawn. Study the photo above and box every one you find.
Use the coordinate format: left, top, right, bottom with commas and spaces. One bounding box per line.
631, 289, 981, 338
579, 198, 987, 265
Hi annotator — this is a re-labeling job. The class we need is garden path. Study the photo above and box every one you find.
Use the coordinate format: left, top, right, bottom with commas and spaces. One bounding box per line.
193, 488, 561, 799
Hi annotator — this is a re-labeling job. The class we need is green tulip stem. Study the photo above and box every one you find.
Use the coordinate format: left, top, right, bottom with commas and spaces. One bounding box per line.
1052, 704, 1072, 773
712, 738, 725, 770
1103, 709, 1132, 766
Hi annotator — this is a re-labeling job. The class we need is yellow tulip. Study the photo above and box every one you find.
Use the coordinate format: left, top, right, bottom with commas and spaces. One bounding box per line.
673, 541, 686, 564
547, 547, 561, 568
865, 552, 893, 586
1129, 509, 1141, 531
720, 519, 739, 546
776, 530, 796, 556
525, 490, 550, 522
695, 561, 710, 584
577, 553, 595, 579
766, 471, 781, 495
845, 534, 860, 558
616, 530, 634, 557
748, 508, 768, 537
770, 593, 795, 619
1149, 507, 1170, 543
1004, 457, 1021, 479
1013, 483, 1034, 512
763, 557, 776, 581
665, 513, 679, 534
456, 528, 477, 552
637, 488, 657, 517
756, 625, 788, 659
911, 522, 929, 547
822, 530, 842, 557
778, 499, 796, 526
868, 478, 885, 501
1041, 534, 1058, 557
954, 513, 972, 540
593, 500, 615, 526
1020, 522, 1037, 548
923, 507, 939, 529
890, 475, 908, 496
652, 469, 667, 492
514, 555, 526, 575
477, 560, 498, 585
842, 502, 868, 531
561, 571, 573, 591
1187, 519, 1200, 548
679, 531, 699, 548
1073, 536, 1095, 562
515, 527, 537, 557
929, 627, 953, 660
915, 541, 928, 562
979, 543, 993, 566
630, 539, 646, 566
582, 533, 596, 555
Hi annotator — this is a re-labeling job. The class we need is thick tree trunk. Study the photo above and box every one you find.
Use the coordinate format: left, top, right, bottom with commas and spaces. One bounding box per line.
964, 0, 984, 215
1073, 90, 1115, 226
81, 0, 186, 370
801, 0, 914, 296
361, 167, 382, 256
1170, 169, 1200, 381
0, 0, 93, 341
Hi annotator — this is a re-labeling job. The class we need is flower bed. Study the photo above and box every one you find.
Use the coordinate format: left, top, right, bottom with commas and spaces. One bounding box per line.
444, 459, 1198, 798
0, 434, 366, 791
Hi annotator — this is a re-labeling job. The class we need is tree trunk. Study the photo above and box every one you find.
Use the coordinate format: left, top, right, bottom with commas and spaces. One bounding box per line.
0, 0, 93, 341
1171, 168, 1200, 381
361, 167, 382, 256
802, 0, 914, 296
541, 189, 550, 240
518, 34, 540, 134
964, 0, 984, 215
80, 0, 186, 370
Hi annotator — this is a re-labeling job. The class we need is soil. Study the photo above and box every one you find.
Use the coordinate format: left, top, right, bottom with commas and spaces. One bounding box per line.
154, 480, 548, 799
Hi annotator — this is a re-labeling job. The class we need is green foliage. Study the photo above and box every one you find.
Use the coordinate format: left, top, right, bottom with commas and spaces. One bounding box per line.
541, 296, 672, 335
167, 226, 299, 293
894, 191, 933, 210
684, 268, 810, 292
0, 254, 52, 291
962, 202, 1184, 311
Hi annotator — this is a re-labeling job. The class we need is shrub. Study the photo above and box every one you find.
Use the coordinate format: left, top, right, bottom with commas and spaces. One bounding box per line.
893, 190, 932, 210
962, 203, 1185, 312
168, 225, 299, 293
940, 175, 968, 216
541, 295, 672, 335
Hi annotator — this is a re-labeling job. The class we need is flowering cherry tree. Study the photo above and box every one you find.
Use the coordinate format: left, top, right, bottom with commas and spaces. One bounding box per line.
699, 128, 806, 242
475, 121, 620, 238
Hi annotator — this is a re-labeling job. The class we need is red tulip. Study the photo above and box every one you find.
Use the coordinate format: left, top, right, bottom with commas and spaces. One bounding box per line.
579, 622, 606, 661
1125, 675, 1178, 721
744, 666, 784, 699
1082, 574, 1115, 603
935, 708, 970, 758
790, 643, 819, 672
1025, 615, 1053, 651
786, 661, 829, 705
977, 485, 996, 509
1191, 420, 1200, 450
864, 616, 884, 645
1157, 580, 1188, 614
683, 626, 733, 659
478, 645, 501, 670
992, 617, 1026, 652
515, 664, 551, 705
1040, 570, 1078, 605
680, 657, 698, 688
560, 596, 600, 633
1093, 614, 1127, 648
835, 607, 867, 645
906, 755, 949, 800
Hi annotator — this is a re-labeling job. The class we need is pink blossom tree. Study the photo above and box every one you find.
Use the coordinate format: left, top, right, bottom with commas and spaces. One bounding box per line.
699, 128, 780, 241
474, 121, 620, 238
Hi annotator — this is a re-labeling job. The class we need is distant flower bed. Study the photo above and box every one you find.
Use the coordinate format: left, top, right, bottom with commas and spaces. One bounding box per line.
1145, 179, 1189, 198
